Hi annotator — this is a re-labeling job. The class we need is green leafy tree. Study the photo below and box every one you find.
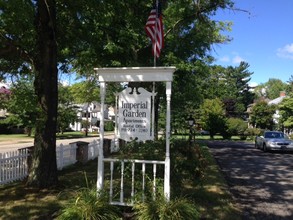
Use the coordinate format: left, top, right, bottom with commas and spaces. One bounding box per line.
0, 0, 235, 188
0, 0, 59, 187
4, 77, 38, 136
249, 101, 276, 130
279, 97, 293, 131
69, 80, 100, 136
57, 84, 78, 134
286, 75, 293, 96
256, 78, 287, 100
199, 98, 226, 138
203, 62, 254, 118
226, 117, 248, 139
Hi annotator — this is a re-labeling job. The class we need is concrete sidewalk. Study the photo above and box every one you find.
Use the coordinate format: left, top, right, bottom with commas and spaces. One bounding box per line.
0, 133, 114, 153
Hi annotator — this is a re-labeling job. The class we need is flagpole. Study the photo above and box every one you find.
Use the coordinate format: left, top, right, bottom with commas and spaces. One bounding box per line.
154, 0, 159, 67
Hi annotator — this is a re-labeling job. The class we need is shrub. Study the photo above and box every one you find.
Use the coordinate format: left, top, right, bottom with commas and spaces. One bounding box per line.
104, 120, 114, 131
224, 118, 248, 139
170, 139, 207, 190
57, 174, 121, 220
117, 139, 207, 194
133, 190, 199, 220
245, 127, 262, 140
227, 118, 247, 135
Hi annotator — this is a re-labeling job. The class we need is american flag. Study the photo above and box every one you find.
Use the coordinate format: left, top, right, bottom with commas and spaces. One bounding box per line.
145, 1, 164, 58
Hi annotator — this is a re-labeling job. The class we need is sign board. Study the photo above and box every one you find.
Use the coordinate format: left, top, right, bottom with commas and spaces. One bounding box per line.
117, 87, 155, 141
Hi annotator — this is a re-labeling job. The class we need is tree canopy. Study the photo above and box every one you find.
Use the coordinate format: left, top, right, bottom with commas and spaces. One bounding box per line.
199, 98, 226, 138
0, 0, 236, 188
2, 76, 37, 136
249, 101, 276, 130
279, 97, 293, 130
255, 78, 287, 100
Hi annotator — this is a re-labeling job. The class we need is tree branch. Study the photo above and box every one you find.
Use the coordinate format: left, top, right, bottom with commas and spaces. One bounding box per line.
0, 34, 33, 64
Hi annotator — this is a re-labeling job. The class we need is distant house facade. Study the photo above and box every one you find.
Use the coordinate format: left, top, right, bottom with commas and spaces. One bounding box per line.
268, 91, 287, 124
0, 82, 10, 119
69, 101, 115, 132
247, 91, 287, 128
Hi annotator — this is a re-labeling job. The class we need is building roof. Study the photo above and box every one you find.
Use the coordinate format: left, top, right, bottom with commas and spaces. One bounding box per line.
268, 95, 286, 105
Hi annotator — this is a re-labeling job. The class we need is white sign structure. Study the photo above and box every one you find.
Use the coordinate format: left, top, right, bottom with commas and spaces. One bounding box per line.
95, 67, 175, 201
117, 87, 155, 141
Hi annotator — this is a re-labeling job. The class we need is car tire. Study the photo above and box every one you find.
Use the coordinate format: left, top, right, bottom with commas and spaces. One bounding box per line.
263, 144, 267, 152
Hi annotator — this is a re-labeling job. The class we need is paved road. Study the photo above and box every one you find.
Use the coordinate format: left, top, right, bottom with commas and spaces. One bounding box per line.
207, 140, 293, 220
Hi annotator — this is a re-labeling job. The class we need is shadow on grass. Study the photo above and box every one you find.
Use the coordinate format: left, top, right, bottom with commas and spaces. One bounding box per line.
0, 160, 98, 220
0, 144, 241, 220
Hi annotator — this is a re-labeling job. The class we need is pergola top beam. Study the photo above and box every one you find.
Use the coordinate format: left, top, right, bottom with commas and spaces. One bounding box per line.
94, 66, 176, 82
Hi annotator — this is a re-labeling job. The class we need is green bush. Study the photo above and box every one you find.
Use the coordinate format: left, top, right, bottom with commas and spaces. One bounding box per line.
244, 127, 262, 140
170, 139, 207, 190
118, 139, 207, 194
104, 121, 114, 131
224, 118, 248, 139
227, 118, 247, 135
133, 190, 199, 220
57, 174, 121, 220
57, 187, 121, 220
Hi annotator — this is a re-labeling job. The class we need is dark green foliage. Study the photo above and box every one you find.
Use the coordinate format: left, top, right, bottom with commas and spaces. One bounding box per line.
279, 97, 293, 130
114, 139, 207, 197
104, 121, 114, 131
117, 140, 165, 161
57, 84, 79, 134
3, 77, 38, 136
133, 190, 199, 220
202, 62, 255, 119
250, 101, 276, 130
225, 118, 248, 138
0, 0, 236, 188
170, 139, 207, 192
245, 127, 262, 140
57, 188, 121, 220
199, 98, 226, 138
259, 78, 287, 100
57, 174, 121, 220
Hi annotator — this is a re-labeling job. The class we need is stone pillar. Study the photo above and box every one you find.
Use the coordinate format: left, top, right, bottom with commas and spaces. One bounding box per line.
74, 141, 89, 164
103, 138, 111, 157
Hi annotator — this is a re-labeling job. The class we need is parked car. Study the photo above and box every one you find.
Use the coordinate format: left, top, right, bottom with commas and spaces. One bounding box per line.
200, 130, 210, 135
255, 131, 293, 152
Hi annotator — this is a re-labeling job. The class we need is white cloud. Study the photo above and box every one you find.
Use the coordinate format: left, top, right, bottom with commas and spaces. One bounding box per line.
59, 80, 70, 86
248, 82, 258, 88
219, 56, 230, 62
232, 55, 245, 64
277, 43, 293, 60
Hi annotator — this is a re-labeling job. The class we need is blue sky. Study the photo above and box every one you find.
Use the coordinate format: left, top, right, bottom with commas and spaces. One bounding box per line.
211, 0, 293, 85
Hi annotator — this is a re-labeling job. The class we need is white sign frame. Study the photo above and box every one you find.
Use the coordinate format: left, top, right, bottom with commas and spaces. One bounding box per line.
117, 87, 156, 141
95, 66, 175, 201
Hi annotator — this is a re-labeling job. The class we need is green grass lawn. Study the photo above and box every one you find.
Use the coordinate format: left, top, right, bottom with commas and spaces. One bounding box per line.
0, 140, 241, 220
0, 134, 33, 142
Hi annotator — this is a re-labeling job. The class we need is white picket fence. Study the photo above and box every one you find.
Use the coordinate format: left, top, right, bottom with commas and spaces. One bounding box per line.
0, 140, 101, 185
103, 158, 165, 206
0, 148, 29, 185
88, 140, 100, 160
56, 143, 78, 170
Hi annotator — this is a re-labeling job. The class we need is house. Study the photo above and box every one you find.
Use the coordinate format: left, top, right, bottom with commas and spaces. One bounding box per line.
0, 82, 10, 119
69, 101, 115, 132
247, 91, 287, 127
268, 91, 287, 124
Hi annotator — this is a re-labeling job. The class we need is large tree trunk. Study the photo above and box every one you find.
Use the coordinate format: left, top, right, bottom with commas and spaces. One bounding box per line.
27, 0, 58, 188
